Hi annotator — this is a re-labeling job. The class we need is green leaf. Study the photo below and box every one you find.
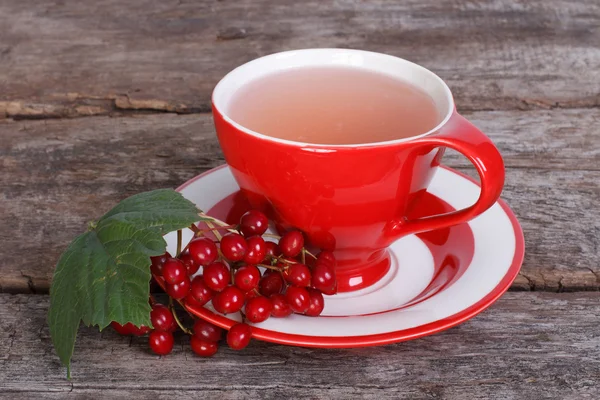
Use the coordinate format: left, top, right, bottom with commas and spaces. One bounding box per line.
48, 189, 200, 378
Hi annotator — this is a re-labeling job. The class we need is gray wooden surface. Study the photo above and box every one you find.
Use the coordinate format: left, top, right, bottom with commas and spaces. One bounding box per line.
1, 110, 598, 293
0, 0, 599, 117
0, 0, 599, 398
1, 293, 599, 399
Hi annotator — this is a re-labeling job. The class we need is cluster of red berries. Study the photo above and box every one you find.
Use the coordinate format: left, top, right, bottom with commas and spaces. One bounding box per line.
111, 209, 337, 357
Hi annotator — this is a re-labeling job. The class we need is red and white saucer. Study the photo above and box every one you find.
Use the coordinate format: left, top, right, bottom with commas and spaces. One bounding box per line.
163, 164, 524, 348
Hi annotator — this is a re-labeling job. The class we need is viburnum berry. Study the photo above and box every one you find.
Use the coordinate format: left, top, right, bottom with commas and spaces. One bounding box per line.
283, 263, 311, 287
234, 264, 261, 292
188, 237, 218, 266
278, 230, 304, 258
285, 286, 310, 314
166, 276, 191, 300
212, 285, 245, 314
190, 275, 214, 306
111, 321, 149, 336
150, 252, 171, 276
320, 282, 338, 296
239, 210, 269, 237
270, 294, 293, 318
304, 288, 325, 317
128, 324, 151, 336
148, 330, 174, 355
311, 263, 336, 293
220, 233, 248, 262
150, 304, 176, 332
111, 321, 130, 335
190, 336, 218, 357
316, 251, 336, 267
203, 261, 230, 292
179, 250, 200, 276
147, 213, 338, 358
193, 319, 223, 342
184, 293, 206, 309
245, 296, 272, 323
263, 241, 281, 261
227, 323, 252, 350
259, 270, 284, 297
244, 235, 267, 264
162, 258, 187, 284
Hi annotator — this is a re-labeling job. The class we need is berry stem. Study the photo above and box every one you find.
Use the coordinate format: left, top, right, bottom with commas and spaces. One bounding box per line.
176, 229, 182, 257
301, 249, 306, 264
262, 233, 281, 240
275, 256, 297, 265
257, 263, 284, 271
196, 225, 237, 234
198, 212, 239, 234
304, 249, 317, 259
204, 220, 223, 241
168, 297, 193, 335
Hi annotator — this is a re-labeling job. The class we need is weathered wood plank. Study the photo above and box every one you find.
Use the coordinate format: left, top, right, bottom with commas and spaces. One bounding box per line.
0, 293, 598, 399
0, 0, 599, 118
0, 110, 598, 293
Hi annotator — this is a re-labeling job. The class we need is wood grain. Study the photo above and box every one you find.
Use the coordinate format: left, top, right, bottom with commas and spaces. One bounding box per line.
0, 292, 599, 399
0, 110, 598, 293
0, 0, 599, 119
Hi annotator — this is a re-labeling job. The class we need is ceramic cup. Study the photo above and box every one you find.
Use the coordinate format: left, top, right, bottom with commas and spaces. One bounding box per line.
212, 49, 504, 293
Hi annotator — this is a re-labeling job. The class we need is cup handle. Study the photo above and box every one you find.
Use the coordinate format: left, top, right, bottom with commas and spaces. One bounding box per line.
385, 113, 505, 239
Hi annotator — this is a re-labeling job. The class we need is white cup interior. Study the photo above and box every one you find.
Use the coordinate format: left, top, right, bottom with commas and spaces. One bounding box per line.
212, 48, 454, 147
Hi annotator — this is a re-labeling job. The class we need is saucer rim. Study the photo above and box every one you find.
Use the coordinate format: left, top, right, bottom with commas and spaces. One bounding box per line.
174, 164, 525, 348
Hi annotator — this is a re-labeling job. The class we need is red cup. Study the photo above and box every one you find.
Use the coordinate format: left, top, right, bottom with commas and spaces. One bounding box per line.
212, 49, 504, 293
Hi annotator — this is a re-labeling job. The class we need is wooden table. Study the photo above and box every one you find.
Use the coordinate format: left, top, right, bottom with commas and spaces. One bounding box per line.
1, 1, 598, 398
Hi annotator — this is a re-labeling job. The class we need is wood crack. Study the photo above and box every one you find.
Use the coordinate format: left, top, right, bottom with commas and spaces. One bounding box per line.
1, 97, 599, 121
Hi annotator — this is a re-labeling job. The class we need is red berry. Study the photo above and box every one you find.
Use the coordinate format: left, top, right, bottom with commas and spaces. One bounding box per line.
279, 230, 304, 258
259, 271, 284, 297
150, 304, 176, 332
285, 286, 310, 313
270, 294, 293, 318
245, 289, 260, 300
184, 293, 206, 309
316, 251, 336, 267
274, 223, 287, 236
234, 264, 261, 292
227, 323, 252, 350
128, 323, 151, 336
264, 241, 281, 261
203, 262, 230, 292
166, 276, 191, 300
162, 258, 187, 284
150, 252, 171, 276
179, 250, 200, 276
321, 282, 338, 296
212, 285, 245, 314
148, 330, 174, 355
188, 237, 218, 266
244, 236, 267, 264
111, 321, 132, 335
304, 288, 325, 317
311, 263, 336, 292
193, 319, 223, 342
245, 296, 272, 323
112, 322, 150, 336
239, 210, 268, 237
220, 233, 248, 262
190, 336, 218, 357
283, 263, 311, 287
190, 275, 214, 306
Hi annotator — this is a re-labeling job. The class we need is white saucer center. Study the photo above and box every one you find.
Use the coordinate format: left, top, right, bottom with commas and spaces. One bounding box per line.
322, 235, 435, 316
